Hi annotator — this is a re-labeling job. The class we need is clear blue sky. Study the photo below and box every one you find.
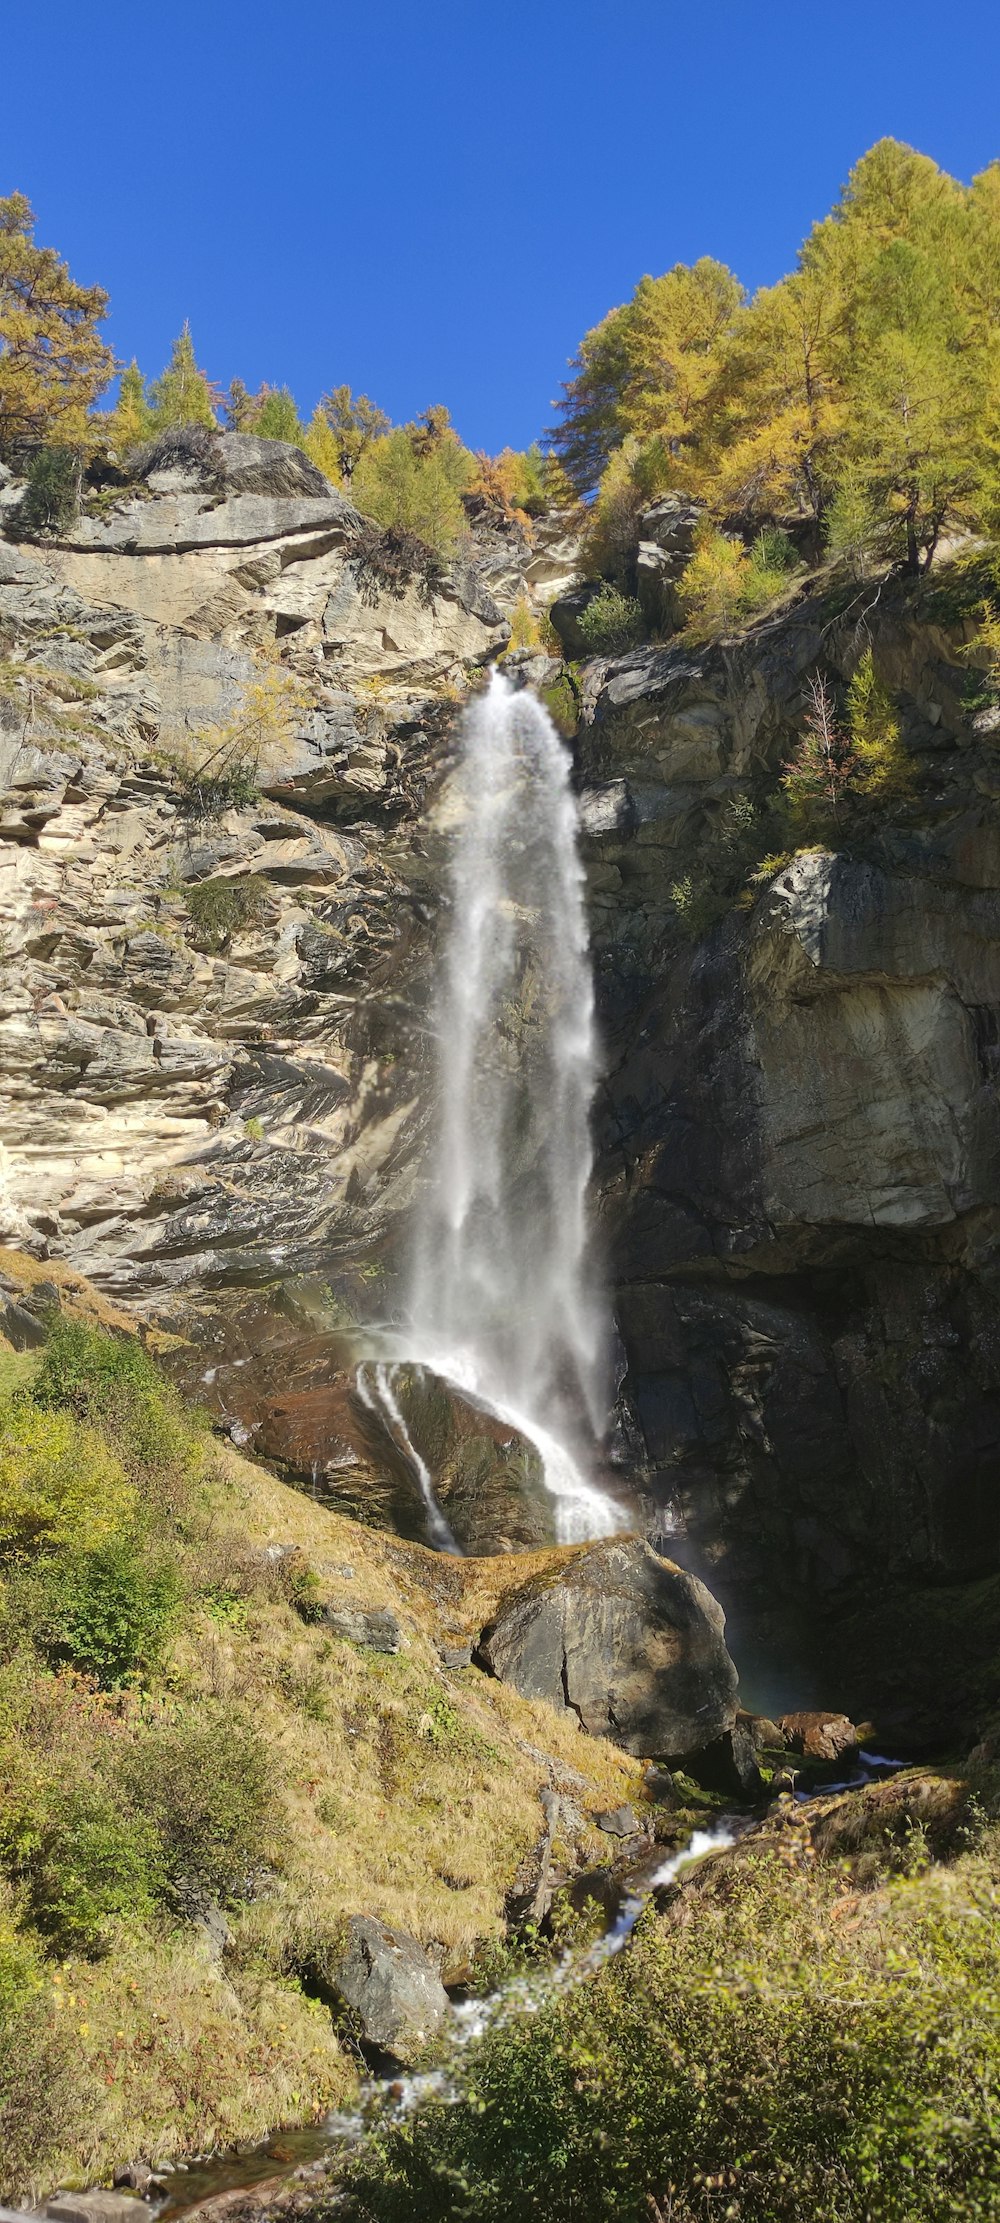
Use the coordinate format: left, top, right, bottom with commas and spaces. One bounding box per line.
5, 0, 1000, 454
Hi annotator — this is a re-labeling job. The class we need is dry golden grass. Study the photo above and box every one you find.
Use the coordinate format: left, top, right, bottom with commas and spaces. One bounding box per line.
0, 1276, 646, 2194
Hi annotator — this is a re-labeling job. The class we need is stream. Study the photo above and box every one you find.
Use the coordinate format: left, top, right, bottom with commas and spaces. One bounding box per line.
146, 1821, 740, 2221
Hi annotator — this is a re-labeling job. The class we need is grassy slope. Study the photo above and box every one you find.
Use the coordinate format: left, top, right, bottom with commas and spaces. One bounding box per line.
0, 1252, 643, 2199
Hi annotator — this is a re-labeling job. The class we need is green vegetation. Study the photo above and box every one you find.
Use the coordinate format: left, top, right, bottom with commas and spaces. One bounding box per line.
554, 140, 1000, 580
575, 584, 644, 655
12, 447, 82, 538
184, 873, 269, 952
679, 524, 800, 634
781, 652, 913, 838
0, 1266, 640, 2199
353, 410, 475, 558
173, 645, 311, 814
347, 1831, 1000, 2223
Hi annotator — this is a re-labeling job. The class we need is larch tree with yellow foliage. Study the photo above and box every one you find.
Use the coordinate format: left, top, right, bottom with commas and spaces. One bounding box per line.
0, 192, 114, 455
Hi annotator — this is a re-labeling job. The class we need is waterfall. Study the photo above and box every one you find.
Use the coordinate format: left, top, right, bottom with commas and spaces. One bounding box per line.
409, 668, 623, 1544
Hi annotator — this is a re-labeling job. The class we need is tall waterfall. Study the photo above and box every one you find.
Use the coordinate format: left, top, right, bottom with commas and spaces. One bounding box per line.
409, 668, 623, 1543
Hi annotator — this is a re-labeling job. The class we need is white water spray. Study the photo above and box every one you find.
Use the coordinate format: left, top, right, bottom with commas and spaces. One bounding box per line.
409, 669, 623, 1543
355, 1362, 460, 1553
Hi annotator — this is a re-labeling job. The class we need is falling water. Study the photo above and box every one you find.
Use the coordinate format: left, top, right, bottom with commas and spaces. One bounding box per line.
409, 668, 623, 1543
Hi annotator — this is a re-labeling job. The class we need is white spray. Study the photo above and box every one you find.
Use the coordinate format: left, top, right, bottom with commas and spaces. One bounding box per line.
408, 669, 623, 1543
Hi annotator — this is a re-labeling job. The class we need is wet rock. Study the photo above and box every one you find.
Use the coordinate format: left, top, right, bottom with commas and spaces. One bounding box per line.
332, 1914, 449, 2062
112, 2165, 153, 2195
687, 1712, 772, 1797
46, 2196, 145, 2223
779, 1711, 860, 1764
385, 1364, 554, 1554
476, 1535, 738, 1757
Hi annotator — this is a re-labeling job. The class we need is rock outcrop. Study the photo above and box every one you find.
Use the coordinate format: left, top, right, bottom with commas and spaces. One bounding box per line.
331, 1915, 450, 2062
476, 1536, 739, 1757
576, 564, 1000, 1732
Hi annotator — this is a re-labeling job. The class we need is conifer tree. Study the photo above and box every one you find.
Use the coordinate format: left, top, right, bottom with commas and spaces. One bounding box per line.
148, 324, 219, 430
301, 406, 343, 486
551, 259, 743, 494
252, 386, 304, 443
317, 385, 390, 482
0, 192, 114, 454
108, 360, 153, 455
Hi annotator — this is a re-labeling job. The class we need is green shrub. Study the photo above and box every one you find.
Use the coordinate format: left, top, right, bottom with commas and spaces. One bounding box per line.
347, 1845, 1000, 2223
13, 446, 81, 537
575, 585, 644, 655
31, 1315, 201, 1499
679, 524, 800, 635
44, 1535, 181, 1687
184, 873, 268, 953
0, 1909, 82, 2195
847, 648, 914, 801
26, 1787, 163, 1954
123, 1704, 277, 1899
0, 1404, 135, 1561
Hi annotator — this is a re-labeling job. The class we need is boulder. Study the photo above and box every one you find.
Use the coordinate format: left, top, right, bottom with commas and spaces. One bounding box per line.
779, 1711, 860, 1764
332, 1914, 449, 2062
634, 496, 702, 636
322, 1606, 401, 1653
476, 1536, 738, 1757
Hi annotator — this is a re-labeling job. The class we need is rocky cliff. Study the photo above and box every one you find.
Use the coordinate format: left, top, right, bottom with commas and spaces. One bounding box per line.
2, 441, 997, 1745
576, 564, 1000, 1738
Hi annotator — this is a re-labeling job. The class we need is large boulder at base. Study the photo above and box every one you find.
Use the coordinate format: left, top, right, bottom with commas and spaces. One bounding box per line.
332, 1915, 449, 2062
476, 1536, 738, 1757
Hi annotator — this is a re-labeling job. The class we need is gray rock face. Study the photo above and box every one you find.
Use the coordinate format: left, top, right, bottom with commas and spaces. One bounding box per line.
332, 1914, 449, 2061
634, 496, 702, 636
577, 567, 1000, 1734
322, 1607, 401, 1653
477, 1537, 738, 1757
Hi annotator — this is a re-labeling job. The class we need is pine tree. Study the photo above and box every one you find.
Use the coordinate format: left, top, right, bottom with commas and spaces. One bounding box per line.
847, 650, 913, 798
148, 324, 219, 430
781, 675, 858, 833
301, 407, 343, 487
317, 385, 391, 482
252, 386, 304, 443
551, 259, 743, 495
353, 426, 469, 556
0, 192, 114, 454
108, 360, 153, 455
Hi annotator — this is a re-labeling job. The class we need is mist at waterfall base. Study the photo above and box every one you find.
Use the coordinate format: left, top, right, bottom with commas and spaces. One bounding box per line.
403, 669, 624, 1547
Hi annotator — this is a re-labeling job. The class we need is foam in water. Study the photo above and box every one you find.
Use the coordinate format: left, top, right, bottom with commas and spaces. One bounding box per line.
408, 669, 623, 1543
355, 1361, 460, 1554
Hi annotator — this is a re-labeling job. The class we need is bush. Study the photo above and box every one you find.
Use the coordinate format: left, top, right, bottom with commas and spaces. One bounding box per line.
13, 446, 81, 537
847, 648, 914, 800
26, 1787, 163, 1954
184, 873, 268, 953
352, 519, 446, 607
178, 647, 311, 816
679, 524, 799, 635
575, 585, 644, 655
43, 1535, 181, 1687
31, 1315, 199, 1499
0, 1910, 82, 2194
0, 1404, 134, 1561
347, 1845, 1000, 2223
123, 1704, 277, 1900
